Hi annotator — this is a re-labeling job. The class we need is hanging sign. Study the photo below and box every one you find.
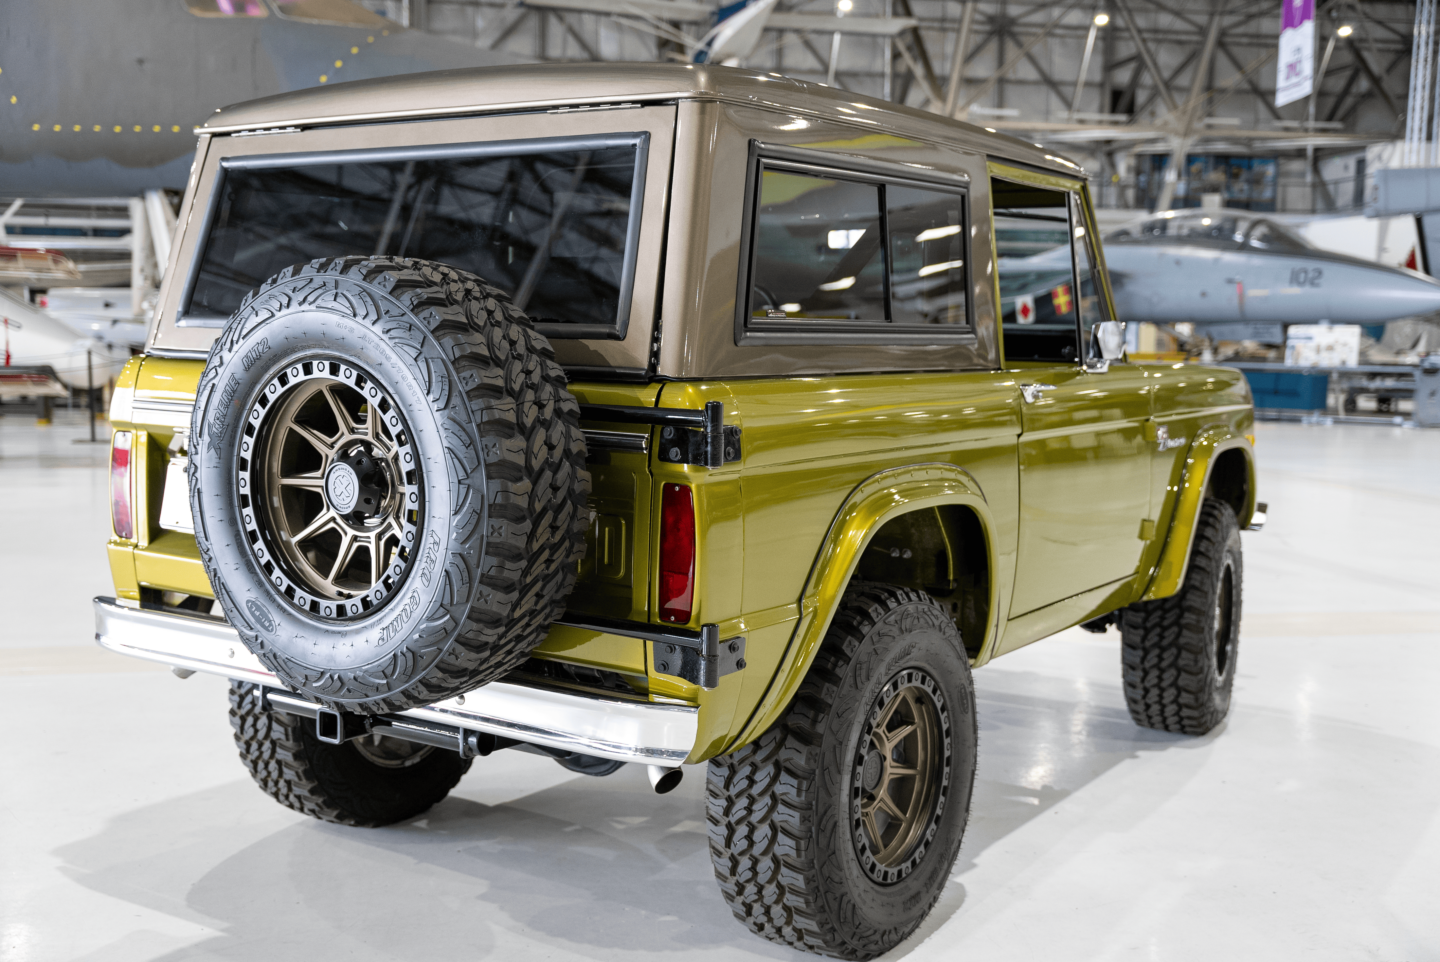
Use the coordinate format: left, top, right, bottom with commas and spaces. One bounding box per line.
1275, 0, 1315, 107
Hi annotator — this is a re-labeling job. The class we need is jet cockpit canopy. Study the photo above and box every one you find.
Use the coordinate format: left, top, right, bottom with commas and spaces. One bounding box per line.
1107, 210, 1312, 253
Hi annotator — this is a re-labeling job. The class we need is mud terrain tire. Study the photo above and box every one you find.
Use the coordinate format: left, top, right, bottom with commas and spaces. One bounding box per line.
190, 257, 589, 714
1120, 498, 1243, 735
706, 585, 977, 960
228, 681, 470, 826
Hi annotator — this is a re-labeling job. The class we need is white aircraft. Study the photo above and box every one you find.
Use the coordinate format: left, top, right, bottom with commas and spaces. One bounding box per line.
0, 285, 132, 396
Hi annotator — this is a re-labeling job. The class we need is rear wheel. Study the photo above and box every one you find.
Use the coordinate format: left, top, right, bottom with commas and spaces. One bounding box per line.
228, 681, 470, 827
1120, 498, 1243, 735
706, 585, 977, 959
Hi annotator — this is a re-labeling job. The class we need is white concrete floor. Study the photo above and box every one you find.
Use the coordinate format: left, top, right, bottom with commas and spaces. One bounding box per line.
3, 410, 1438, 962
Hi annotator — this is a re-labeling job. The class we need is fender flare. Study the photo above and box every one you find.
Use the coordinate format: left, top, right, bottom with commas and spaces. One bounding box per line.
1142, 426, 1256, 601
730, 462, 999, 749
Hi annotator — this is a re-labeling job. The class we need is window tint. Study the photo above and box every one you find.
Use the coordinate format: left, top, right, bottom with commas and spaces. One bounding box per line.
747, 161, 969, 333
186, 144, 641, 334
749, 170, 886, 323
887, 185, 967, 326
993, 179, 1079, 363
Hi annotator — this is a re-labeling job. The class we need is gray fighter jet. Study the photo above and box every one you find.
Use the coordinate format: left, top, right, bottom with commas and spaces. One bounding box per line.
1004, 210, 1440, 343
0, 0, 524, 195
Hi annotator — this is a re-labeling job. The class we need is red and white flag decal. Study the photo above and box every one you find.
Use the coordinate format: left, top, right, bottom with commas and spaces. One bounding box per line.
1015, 293, 1035, 324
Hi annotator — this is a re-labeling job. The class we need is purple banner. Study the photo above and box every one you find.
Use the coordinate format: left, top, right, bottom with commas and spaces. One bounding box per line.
1276, 0, 1316, 108
1282, 0, 1314, 32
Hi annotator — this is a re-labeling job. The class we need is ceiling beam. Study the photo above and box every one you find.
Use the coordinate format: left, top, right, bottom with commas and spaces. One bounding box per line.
1000, 25, 1074, 112
958, 0, 1085, 112
942, 0, 978, 116
1113, 0, 1180, 112
1217, 40, 1283, 121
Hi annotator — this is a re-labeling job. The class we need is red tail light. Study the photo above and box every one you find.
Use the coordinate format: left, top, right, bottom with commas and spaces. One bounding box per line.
110, 431, 134, 540
658, 483, 695, 624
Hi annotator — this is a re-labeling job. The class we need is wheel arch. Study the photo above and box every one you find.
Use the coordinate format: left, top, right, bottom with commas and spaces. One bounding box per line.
1142, 426, 1256, 602
729, 462, 999, 750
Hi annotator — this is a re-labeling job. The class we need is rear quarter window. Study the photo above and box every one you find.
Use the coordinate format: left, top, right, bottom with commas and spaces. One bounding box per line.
742, 150, 971, 341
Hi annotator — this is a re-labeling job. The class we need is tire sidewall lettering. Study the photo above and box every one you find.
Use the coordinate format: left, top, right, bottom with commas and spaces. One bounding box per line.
193, 279, 469, 686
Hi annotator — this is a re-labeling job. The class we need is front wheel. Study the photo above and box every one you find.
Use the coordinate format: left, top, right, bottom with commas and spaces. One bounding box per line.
1120, 498, 1243, 735
706, 585, 977, 959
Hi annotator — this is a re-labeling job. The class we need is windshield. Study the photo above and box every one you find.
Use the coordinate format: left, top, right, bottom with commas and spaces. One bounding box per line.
184, 139, 645, 336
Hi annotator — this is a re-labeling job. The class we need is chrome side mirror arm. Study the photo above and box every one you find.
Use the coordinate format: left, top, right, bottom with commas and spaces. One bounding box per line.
1084, 319, 1127, 373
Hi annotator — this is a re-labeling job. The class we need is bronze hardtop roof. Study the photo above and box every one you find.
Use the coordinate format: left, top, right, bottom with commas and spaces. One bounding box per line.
201, 62, 1080, 175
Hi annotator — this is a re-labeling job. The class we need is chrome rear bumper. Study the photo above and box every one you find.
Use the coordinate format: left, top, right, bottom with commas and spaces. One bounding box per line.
93, 597, 698, 765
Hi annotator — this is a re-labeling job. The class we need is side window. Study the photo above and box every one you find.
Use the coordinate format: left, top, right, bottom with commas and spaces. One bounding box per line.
992, 178, 1080, 363
745, 158, 970, 335
887, 185, 968, 326
750, 170, 887, 323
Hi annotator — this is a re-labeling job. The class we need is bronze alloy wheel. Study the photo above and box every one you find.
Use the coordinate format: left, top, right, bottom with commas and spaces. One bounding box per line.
851, 667, 952, 884
352, 733, 436, 769
1213, 558, 1236, 678
239, 357, 422, 620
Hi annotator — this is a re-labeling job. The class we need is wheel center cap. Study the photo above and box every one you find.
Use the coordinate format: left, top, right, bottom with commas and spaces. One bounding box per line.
325, 462, 361, 514
862, 750, 885, 793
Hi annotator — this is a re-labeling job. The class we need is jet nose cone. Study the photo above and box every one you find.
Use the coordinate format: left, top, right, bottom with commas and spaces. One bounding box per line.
1368, 268, 1440, 321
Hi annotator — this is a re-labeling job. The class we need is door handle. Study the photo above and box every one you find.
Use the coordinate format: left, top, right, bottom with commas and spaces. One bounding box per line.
1021, 383, 1056, 403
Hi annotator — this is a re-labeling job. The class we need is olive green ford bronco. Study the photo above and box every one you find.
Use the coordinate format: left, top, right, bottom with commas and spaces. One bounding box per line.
97, 63, 1265, 959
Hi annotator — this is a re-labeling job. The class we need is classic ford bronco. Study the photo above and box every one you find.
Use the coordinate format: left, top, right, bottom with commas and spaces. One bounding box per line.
98, 63, 1263, 959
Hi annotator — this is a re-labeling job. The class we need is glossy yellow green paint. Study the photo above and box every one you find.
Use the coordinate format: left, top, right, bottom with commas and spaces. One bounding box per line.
1137, 362, 1254, 600
538, 624, 647, 678
136, 530, 211, 596
1009, 361, 1154, 618
563, 380, 661, 628
1143, 426, 1255, 601
107, 541, 140, 601
731, 462, 1001, 749
109, 355, 143, 423
132, 355, 207, 405
704, 370, 1023, 753
99, 179, 1258, 768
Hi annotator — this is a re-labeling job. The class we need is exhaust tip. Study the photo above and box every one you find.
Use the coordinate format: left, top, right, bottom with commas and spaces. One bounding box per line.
647, 764, 683, 794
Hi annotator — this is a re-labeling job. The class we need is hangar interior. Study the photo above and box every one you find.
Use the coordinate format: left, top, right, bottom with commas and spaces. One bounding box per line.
2, 1, 1439, 960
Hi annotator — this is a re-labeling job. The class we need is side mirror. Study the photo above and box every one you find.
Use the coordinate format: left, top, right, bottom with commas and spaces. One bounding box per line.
1095, 320, 1127, 359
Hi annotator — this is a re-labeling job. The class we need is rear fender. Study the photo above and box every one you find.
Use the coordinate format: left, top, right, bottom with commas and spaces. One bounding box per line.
730, 463, 998, 749
1143, 427, 1256, 601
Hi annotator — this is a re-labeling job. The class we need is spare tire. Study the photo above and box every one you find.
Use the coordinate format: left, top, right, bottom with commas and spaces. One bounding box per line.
190, 257, 590, 714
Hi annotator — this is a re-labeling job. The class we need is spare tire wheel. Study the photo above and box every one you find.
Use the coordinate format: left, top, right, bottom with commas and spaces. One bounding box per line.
189, 257, 590, 714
